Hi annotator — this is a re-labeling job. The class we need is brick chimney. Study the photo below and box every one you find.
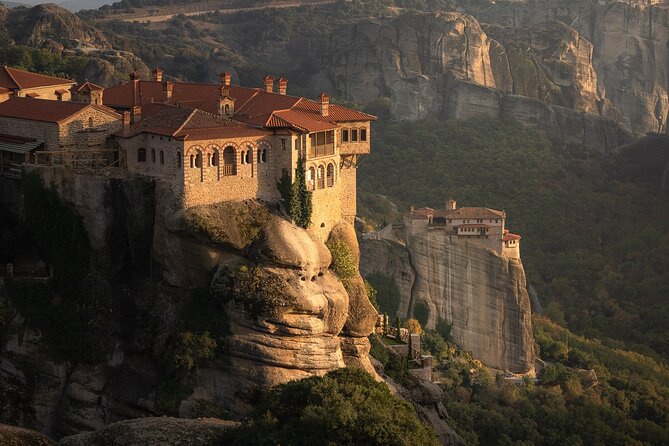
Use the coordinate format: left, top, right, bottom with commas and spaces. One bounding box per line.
220, 72, 231, 87
122, 111, 131, 131
319, 92, 330, 117
278, 77, 288, 95
131, 105, 141, 124
152, 68, 163, 82
130, 72, 140, 107
162, 80, 173, 102
263, 75, 274, 93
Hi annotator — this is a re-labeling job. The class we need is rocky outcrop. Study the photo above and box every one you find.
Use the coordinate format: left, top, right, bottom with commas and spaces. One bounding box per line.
319, 10, 633, 151
57, 417, 237, 446
460, 0, 669, 135
3, 4, 110, 51
361, 233, 534, 373
1, 167, 378, 437
0, 424, 54, 446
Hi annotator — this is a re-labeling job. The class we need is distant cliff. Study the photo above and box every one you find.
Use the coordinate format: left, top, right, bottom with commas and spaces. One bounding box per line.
361, 232, 535, 374
317, 11, 634, 151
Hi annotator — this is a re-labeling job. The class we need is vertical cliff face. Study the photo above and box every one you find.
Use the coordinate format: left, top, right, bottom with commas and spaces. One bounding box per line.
461, 0, 669, 135
318, 10, 633, 151
361, 232, 535, 373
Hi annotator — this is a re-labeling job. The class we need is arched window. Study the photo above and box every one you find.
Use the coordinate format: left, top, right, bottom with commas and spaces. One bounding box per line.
240, 149, 246, 165
223, 146, 236, 176
308, 167, 316, 191
196, 150, 203, 182
245, 147, 252, 164
212, 149, 220, 180
317, 165, 325, 189
160, 150, 164, 164
138, 148, 146, 162
326, 163, 335, 187
190, 154, 195, 168
151, 148, 156, 163
224, 104, 230, 114
88, 117, 94, 128
177, 151, 182, 169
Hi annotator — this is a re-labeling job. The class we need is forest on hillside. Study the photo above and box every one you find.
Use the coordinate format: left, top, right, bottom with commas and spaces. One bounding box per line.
358, 114, 669, 362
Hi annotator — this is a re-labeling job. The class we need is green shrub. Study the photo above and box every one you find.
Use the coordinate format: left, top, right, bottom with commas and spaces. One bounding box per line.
327, 239, 357, 281
171, 331, 217, 370
435, 318, 453, 342
364, 279, 378, 310
225, 367, 438, 446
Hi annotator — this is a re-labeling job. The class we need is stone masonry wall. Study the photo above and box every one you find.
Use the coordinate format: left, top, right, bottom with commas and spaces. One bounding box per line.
0, 118, 60, 150
60, 108, 121, 149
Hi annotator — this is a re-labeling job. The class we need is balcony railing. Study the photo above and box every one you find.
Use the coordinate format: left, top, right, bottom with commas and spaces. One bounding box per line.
222, 164, 236, 176
309, 143, 335, 159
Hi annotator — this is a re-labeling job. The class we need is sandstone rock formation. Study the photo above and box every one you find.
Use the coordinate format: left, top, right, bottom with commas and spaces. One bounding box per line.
460, 0, 669, 136
57, 417, 237, 446
318, 10, 634, 151
361, 233, 535, 373
1, 167, 379, 436
0, 423, 54, 446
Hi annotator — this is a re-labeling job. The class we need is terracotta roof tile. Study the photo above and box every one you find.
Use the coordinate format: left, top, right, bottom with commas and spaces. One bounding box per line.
0, 97, 119, 123
102, 79, 376, 134
76, 81, 104, 93
0, 66, 74, 90
503, 233, 521, 241
117, 104, 271, 141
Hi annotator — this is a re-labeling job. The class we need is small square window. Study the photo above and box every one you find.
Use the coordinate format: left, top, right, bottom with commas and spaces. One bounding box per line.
360, 129, 367, 141
281, 138, 286, 150
351, 129, 358, 142
342, 129, 349, 142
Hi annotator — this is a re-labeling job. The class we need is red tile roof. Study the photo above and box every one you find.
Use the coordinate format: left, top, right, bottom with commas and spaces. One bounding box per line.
503, 233, 521, 241
405, 206, 506, 220
76, 81, 104, 93
102, 78, 376, 134
0, 97, 120, 123
0, 66, 74, 90
457, 224, 491, 228
117, 104, 271, 141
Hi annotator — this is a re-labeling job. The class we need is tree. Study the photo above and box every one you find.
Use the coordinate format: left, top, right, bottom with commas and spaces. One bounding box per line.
225, 367, 439, 446
277, 158, 312, 229
406, 318, 422, 334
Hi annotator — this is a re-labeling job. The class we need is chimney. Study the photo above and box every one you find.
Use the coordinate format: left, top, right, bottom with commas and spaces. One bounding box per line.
446, 199, 457, 210
278, 77, 288, 95
220, 72, 231, 87
263, 75, 274, 93
152, 68, 163, 82
162, 80, 173, 102
130, 72, 140, 107
319, 92, 330, 117
122, 111, 131, 131
131, 105, 141, 124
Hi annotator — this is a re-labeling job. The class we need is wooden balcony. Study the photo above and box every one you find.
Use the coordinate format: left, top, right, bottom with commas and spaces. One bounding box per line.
222, 164, 236, 176
309, 143, 335, 159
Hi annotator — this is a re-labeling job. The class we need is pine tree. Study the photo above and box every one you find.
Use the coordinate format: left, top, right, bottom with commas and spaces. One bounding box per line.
276, 158, 312, 229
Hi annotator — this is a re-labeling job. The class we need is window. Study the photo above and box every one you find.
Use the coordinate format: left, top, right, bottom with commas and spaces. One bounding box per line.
281, 138, 286, 150
160, 150, 164, 164
351, 129, 358, 142
326, 163, 335, 187
360, 128, 367, 141
308, 167, 316, 190
190, 154, 195, 168
342, 129, 349, 142
177, 151, 181, 169
151, 148, 156, 163
212, 150, 219, 166
245, 148, 252, 164
317, 165, 325, 189
326, 130, 334, 144
258, 148, 267, 163
223, 146, 236, 176
240, 150, 246, 164
195, 151, 202, 169
213, 149, 220, 180
138, 148, 146, 162
88, 117, 94, 128
224, 104, 230, 114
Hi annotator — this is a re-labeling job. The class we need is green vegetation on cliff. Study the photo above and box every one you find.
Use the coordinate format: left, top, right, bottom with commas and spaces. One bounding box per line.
225, 367, 439, 446
417, 316, 669, 445
359, 117, 669, 361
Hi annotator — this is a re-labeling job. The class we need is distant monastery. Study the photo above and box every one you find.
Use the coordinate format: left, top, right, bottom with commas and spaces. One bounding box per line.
367, 199, 522, 259
0, 66, 375, 239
